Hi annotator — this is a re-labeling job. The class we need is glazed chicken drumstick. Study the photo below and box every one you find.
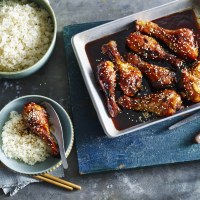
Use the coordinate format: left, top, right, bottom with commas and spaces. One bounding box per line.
96, 61, 121, 117
22, 102, 59, 157
126, 32, 184, 69
179, 61, 200, 102
126, 53, 176, 90
118, 89, 182, 117
136, 20, 198, 61
101, 40, 142, 96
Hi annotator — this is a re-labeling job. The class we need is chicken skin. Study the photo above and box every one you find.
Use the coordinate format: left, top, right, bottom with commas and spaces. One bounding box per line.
136, 20, 198, 61
22, 102, 59, 157
118, 89, 182, 116
179, 61, 200, 102
101, 40, 142, 96
96, 61, 121, 117
126, 53, 176, 90
126, 32, 184, 69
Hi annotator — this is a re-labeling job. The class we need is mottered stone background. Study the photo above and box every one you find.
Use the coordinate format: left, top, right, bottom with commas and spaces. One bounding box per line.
2, 0, 200, 200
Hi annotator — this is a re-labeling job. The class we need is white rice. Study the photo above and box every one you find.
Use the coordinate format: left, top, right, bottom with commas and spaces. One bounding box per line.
1, 111, 50, 165
0, 0, 54, 72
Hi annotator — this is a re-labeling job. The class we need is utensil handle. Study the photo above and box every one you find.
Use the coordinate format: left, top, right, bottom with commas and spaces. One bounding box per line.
41, 102, 68, 169
52, 130, 68, 169
43, 173, 81, 190
34, 175, 73, 190
53, 130, 68, 169
58, 140, 68, 169
168, 110, 200, 130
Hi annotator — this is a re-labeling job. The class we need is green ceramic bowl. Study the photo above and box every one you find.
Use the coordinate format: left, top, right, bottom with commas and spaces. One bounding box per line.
0, 95, 74, 175
0, 0, 57, 79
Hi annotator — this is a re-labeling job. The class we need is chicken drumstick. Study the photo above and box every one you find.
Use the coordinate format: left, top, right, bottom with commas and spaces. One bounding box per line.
118, 89, 182, 117
179, 61, 200, 102
126, 53, 176, 90
102, 40, 142, 96
96, 61, 121, 117
136, 20, 198, 61
126, 32, 184, 69
22, 102, 59, 157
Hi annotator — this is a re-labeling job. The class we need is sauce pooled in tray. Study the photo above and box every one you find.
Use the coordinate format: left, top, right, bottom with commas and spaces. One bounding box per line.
85, 9, 200, 131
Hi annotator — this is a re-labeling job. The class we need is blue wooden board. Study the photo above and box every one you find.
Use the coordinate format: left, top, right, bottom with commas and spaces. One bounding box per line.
63, 22, 200, 175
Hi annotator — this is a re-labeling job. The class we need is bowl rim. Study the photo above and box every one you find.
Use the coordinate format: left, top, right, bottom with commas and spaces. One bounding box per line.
0, 95, 74, 175
0, 0, 57, 77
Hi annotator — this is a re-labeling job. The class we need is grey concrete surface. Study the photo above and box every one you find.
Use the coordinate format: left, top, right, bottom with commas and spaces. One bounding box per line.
2, 0, 200, 200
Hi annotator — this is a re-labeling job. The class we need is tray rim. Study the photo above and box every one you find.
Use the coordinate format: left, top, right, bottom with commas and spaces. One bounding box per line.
71, 0, 200, 138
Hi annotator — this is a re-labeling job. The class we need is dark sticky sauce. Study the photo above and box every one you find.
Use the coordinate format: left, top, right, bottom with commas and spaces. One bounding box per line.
85, 9, 200, 131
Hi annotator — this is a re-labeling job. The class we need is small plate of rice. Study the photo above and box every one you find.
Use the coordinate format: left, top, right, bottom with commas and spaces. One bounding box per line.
0, 0, 57, 79
0, 95, 74, 175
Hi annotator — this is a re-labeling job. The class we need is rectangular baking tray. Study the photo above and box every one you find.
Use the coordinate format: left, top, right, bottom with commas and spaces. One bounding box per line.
71, 0, 200, 138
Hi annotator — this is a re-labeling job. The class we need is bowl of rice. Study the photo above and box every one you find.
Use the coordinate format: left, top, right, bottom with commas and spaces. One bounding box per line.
0, 95, 74, 175
0, 0, 57, 79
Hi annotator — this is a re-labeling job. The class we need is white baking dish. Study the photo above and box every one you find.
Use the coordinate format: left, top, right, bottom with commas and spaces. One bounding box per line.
72, 0, 200, 138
